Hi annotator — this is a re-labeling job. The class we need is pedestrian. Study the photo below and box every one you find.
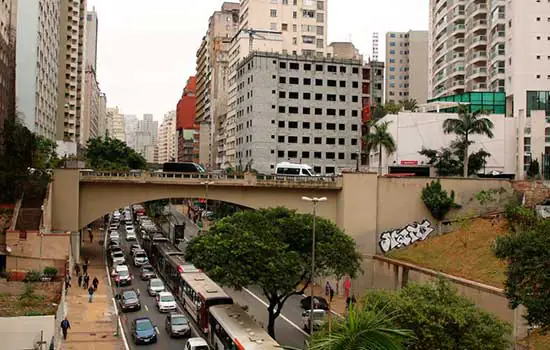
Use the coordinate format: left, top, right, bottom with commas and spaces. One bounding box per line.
83, 274, 90, 289
345, 296, 350, 310
64, 275, 71, 292
74, 263, 80, 276
82, 262, 88, 275
77, 274, 82, 288
351, 295, 357, 308
344, 275, 351, 300
325, 281, 331, 297
60, 317, 71, 340
92, 276, 99, 291
88, 286, 95, 303
89, 230, 93, 243
85, 257, 90, 266
329, 287, 335, 303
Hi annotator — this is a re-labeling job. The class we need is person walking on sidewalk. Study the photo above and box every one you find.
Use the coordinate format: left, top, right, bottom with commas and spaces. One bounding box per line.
82, 261, 88, 275
60, 317, 71, 340
88, 227, 93, 243
88, 286, 95, 303
83, 274, 90, 289
74, 263, 80, 277
77, 274, 82, 288
92, 276, 99, 291
64, 274, 71, 293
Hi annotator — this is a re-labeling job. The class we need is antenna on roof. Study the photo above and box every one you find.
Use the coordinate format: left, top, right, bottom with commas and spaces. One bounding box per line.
372, 32, 379, 61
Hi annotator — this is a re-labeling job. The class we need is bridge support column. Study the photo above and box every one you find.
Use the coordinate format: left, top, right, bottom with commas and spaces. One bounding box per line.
70, 231, 81, 264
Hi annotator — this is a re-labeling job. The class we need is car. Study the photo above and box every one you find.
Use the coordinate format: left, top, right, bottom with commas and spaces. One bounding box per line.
126, 230, 137, 241
300, 296, 329, 311
133, 250, 148, 267
114, 265, 132, 286
184, 338, 210, 350
116, 288, 141, 312
301, 309, 327, 333
130, 244, 142, 256
111, 251, 126, 266
107, 240, 120, 252
131, 317, 158, 345
140, 264, 156, 281
165, 313, 191, 338
109, 232, 120, 241
156, 291, 177, 312
147, 278, 165, 296
110, 246, 123, 258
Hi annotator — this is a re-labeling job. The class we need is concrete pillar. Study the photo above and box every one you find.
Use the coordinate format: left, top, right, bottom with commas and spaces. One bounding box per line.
71, 231, 81, 264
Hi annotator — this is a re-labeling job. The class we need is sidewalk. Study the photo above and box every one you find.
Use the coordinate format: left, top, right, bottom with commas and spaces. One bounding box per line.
61, 231, 124, 350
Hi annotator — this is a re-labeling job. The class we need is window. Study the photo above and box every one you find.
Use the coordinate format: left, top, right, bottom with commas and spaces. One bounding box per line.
314, 152, 322, 159
270, 9, 277, 17
279, 77, 286, 83
304, 78, 311, 85
288, 151, 297, 158
315, 79, 323, 86
289, 92, 299, 99
315, 122, 322, 129
289, 62, 299, 70
303, 36, 315, 44
278, 136, 285, 142
339, 95, 346, 102
289, 121, 298, 128
352, 96, 359, 102
351, 124, 358, 131
315, 108, 322, 115
317, 26, 324, 35
314, 137, 322, 144
316, 39, 324, 49
279, 91, 286, 98
303, 122, 310, 129
340, 66, 346, 73
282, 23, 288, 31
327, 80, 337, 87
352, 67, 359, 74
303, 107, 311, 114
280, 62, 287, 69
293, 11, 297, 19
302, 137, 310, 144
304, 63, 312, 71
352, 81, 359, 88
327, 65, 337, 73
288, 136, 298, 143
316, 64, 323, 72
316, 12, 324, 22
303, 92, 311, 100
289, 77, 299, 84
326, 152, 335, 159
279, 106, 286, 113
338, 138, 345, 145
302, 151, 310, 158
339, 109, 346, 116
289, 107, 299, 114
278, 121, 285, 127
293, 37, 297, 45
352, 110, 358, 117
339, 81, 346, 87
326, 137, 335, 145
315, 93, 323, 100
327, 109, 336, 116
351, 139, 358, 145
317, 1, 324, 10
327, 123, 336, 130
338, 153, 345, 160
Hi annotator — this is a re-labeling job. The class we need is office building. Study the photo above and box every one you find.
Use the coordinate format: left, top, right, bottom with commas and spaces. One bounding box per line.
0, 0, 16, 131
16, 0, 60, 140
234, 52, 362, 175
385, 30, 429, 104
82, 67, 100, 143
135, 114, 158, 163
195, 2, 239, 168
56, 0, 87, 143
124, 114, 138, 150
98, 92, 107, 137
86, 8, 98, 72
106, 106, 125, 142
157, 111, 177, 164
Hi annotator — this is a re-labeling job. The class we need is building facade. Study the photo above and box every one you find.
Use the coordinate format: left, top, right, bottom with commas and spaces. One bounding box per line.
81, 67, 100, 143
135, 114, 158, 163
124, 114, 138, 150
234, 52, 362, 175
85, 8, 98, 72
106, 106, 125, 142
97, 92, 107, 137
16, 0, 60, 139
0, 0, 16, 131
385, 30, 429, 104
56, 0, 87, 143
177, 76, 198, 163
157, 111, 177, 164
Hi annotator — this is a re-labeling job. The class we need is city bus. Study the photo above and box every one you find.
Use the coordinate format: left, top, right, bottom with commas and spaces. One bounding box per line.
162, 162, 206, 173
209, 304, 281, 350
180, 272, 233, 334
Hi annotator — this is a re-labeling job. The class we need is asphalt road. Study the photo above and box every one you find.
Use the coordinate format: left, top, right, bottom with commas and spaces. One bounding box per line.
163, 205, 310, 349
107, 218, 202, 349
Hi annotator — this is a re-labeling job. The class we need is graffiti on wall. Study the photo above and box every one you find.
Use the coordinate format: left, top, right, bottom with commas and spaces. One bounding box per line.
379, 219, 435, 254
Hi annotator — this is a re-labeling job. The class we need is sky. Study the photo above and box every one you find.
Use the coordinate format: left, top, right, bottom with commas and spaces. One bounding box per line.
87, 0, 429, 121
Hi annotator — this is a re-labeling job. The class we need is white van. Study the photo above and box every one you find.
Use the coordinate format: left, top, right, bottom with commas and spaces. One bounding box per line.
275, 162, 317, 177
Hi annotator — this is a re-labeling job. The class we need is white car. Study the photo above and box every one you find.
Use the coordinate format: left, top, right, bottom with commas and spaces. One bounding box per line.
156, 291, 177, 312
133, 250, 148, 267
184, 338, 210, 350
130, 244, 142, 256
111, 251, 125, 265
126, 230, 137, 241
110, 231, 120, 240
147, 278, 165, 296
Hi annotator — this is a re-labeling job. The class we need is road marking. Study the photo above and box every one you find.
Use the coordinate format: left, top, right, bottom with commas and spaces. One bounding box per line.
243, 287, 309, 337
137, 288, 140, 295
119, 317, 130, 350
144, 304, 149, 312
154, 326, 160, 335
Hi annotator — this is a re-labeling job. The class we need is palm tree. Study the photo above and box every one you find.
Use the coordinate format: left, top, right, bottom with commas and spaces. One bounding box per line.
401, 99, 418, 112
364, 121, 396, 175
443, 105, 494, 177
308, 303, 414, 350
361, 119, 377, 170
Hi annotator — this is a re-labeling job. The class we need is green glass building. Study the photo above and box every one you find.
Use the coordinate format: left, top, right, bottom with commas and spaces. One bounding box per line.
428, 92, 506, 114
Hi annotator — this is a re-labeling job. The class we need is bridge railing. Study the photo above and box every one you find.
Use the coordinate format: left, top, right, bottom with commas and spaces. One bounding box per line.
255, 174, 338, 183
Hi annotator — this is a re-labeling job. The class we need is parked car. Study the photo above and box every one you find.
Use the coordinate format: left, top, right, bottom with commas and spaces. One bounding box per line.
184, 338, 210, 350
147, 278, 165, 296
301, 309, 327, 333
114, 265, 132, 286
140, 264, 156, 281
116, 288, 141, 312
300, 296, 329, 311
165, 313, 191, 338
111, 251, 125, 265
156, 291, 177, 313
131, 317, 157, 345
133, 250, 148, 267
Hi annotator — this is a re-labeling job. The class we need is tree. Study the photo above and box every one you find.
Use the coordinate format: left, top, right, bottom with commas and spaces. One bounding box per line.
527, 159, 540, 178
401, 99, 418, 112
361, 119, 377, 170
494, 219, 550, 330
310, 301, 414, 350
185, 207, 361, 339
364, 279, 512, 350
419, 141, 491, 177
32, 135, 58, 169
384, 102, 402, 114
144, 199, 169, 218
85, 136, 146, 170
421, 180, 460, 221
364, 121, 396, 175
443, 105, 494, 177
372, 105, 387, 120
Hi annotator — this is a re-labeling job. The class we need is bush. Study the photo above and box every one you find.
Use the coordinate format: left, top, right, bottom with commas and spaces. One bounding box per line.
42, 266, 57, 277
24, 271, 42, 282
421, 180, 461, 221
505, 204, 538, 231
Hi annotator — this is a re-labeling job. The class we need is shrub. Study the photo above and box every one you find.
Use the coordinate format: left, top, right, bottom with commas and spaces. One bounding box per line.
24, 271, 42, 282
43, 266, 57, 277
421, 180, 461, 221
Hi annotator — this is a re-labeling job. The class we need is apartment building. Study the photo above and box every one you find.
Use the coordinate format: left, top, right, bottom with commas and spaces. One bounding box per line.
86, 8, 98, 72
157, 111, 177, 164
0, 0, 16, 131
16, 0, 60, 140
234, 52, 362, 175
385, 30, 429, 104
124, 114, 138, 149
195, 2, 239, 168
106, 107, 125, 142
177, 76, 198, 162
56, 0, 87, 143
82, 67, 100, 143
135, 114, 158, 163
98, 92, 106, 137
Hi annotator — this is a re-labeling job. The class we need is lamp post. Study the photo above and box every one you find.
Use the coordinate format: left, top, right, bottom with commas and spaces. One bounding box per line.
302, 196, 327, 335
200, 181, 215, 214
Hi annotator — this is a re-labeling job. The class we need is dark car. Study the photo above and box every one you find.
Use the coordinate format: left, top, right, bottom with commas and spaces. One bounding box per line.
117, 288, 141, 312
107, 240, 120, 252
165, 313, 191, 338
140, 264, 156, 281
131, 317, 157, 345
300, 296, 329, 311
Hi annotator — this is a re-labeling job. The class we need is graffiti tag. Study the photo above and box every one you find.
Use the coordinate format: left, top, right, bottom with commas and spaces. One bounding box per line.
379, 220, 434, 254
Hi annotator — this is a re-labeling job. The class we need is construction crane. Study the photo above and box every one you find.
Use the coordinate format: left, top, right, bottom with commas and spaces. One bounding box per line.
241, 28, 279, 53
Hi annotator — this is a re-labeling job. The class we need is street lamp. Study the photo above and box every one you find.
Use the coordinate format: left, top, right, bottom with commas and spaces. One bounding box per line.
200, 181, 215, 215
302, 196, 327, 335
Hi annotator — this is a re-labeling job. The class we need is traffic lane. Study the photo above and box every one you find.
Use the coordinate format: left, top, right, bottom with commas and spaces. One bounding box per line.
112, 227, 193, 350
224, 288, 308, 349
245, 285, 307, 328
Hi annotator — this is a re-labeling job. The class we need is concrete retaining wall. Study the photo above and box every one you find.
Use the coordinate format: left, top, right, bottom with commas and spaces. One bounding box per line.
0, 315, 55, 349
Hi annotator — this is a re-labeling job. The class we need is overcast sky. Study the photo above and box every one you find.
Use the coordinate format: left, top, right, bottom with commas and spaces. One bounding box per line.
87, 0, 428, 121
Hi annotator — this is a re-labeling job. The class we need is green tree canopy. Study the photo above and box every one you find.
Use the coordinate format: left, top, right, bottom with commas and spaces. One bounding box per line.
401, 99, 418, 112
421, 180, 460, 221
494, 218, 550, 330
384, 102, 402, 114
85, 136, 146, 170
185, 207, 362, 339
363, 279, 511, 350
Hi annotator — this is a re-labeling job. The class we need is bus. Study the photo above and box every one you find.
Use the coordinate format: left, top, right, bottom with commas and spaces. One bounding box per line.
152, 242, 200, 293
163, 162, 206, 173
180, 272, 233, 334
209, 304, 281, 350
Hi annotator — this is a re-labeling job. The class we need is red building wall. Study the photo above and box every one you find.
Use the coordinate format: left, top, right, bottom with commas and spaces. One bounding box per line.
176, 76, 196, 131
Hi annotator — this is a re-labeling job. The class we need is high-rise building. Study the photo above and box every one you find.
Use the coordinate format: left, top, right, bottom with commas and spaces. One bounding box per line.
106, 106, 125, 142
220, 0, 330, 169
56, 0, 87, 143
98, 92, 107, 137
15, 0, 60, 140
177, 76, 198, 163
0, 0, 16, 132
135, 114, 158, 163
195, 2, 239, 168
86, 8, 98, 72
124, 114, 138, 150
385, 30, 429, 104
82, 67, 100, 143
234, 52, 362, 175
157, 111, 177, 164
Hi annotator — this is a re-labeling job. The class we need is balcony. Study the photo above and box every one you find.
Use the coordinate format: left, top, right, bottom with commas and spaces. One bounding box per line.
469, 19, 487, 33
448, 38, 465, 51
468, 35, 487, 50
472, 82, 487, 90
468, 4, 487, 17
447, 52, 465, 65
469, 67, 487, 79
469, 50, 487, 64
451, 24, 466, 34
